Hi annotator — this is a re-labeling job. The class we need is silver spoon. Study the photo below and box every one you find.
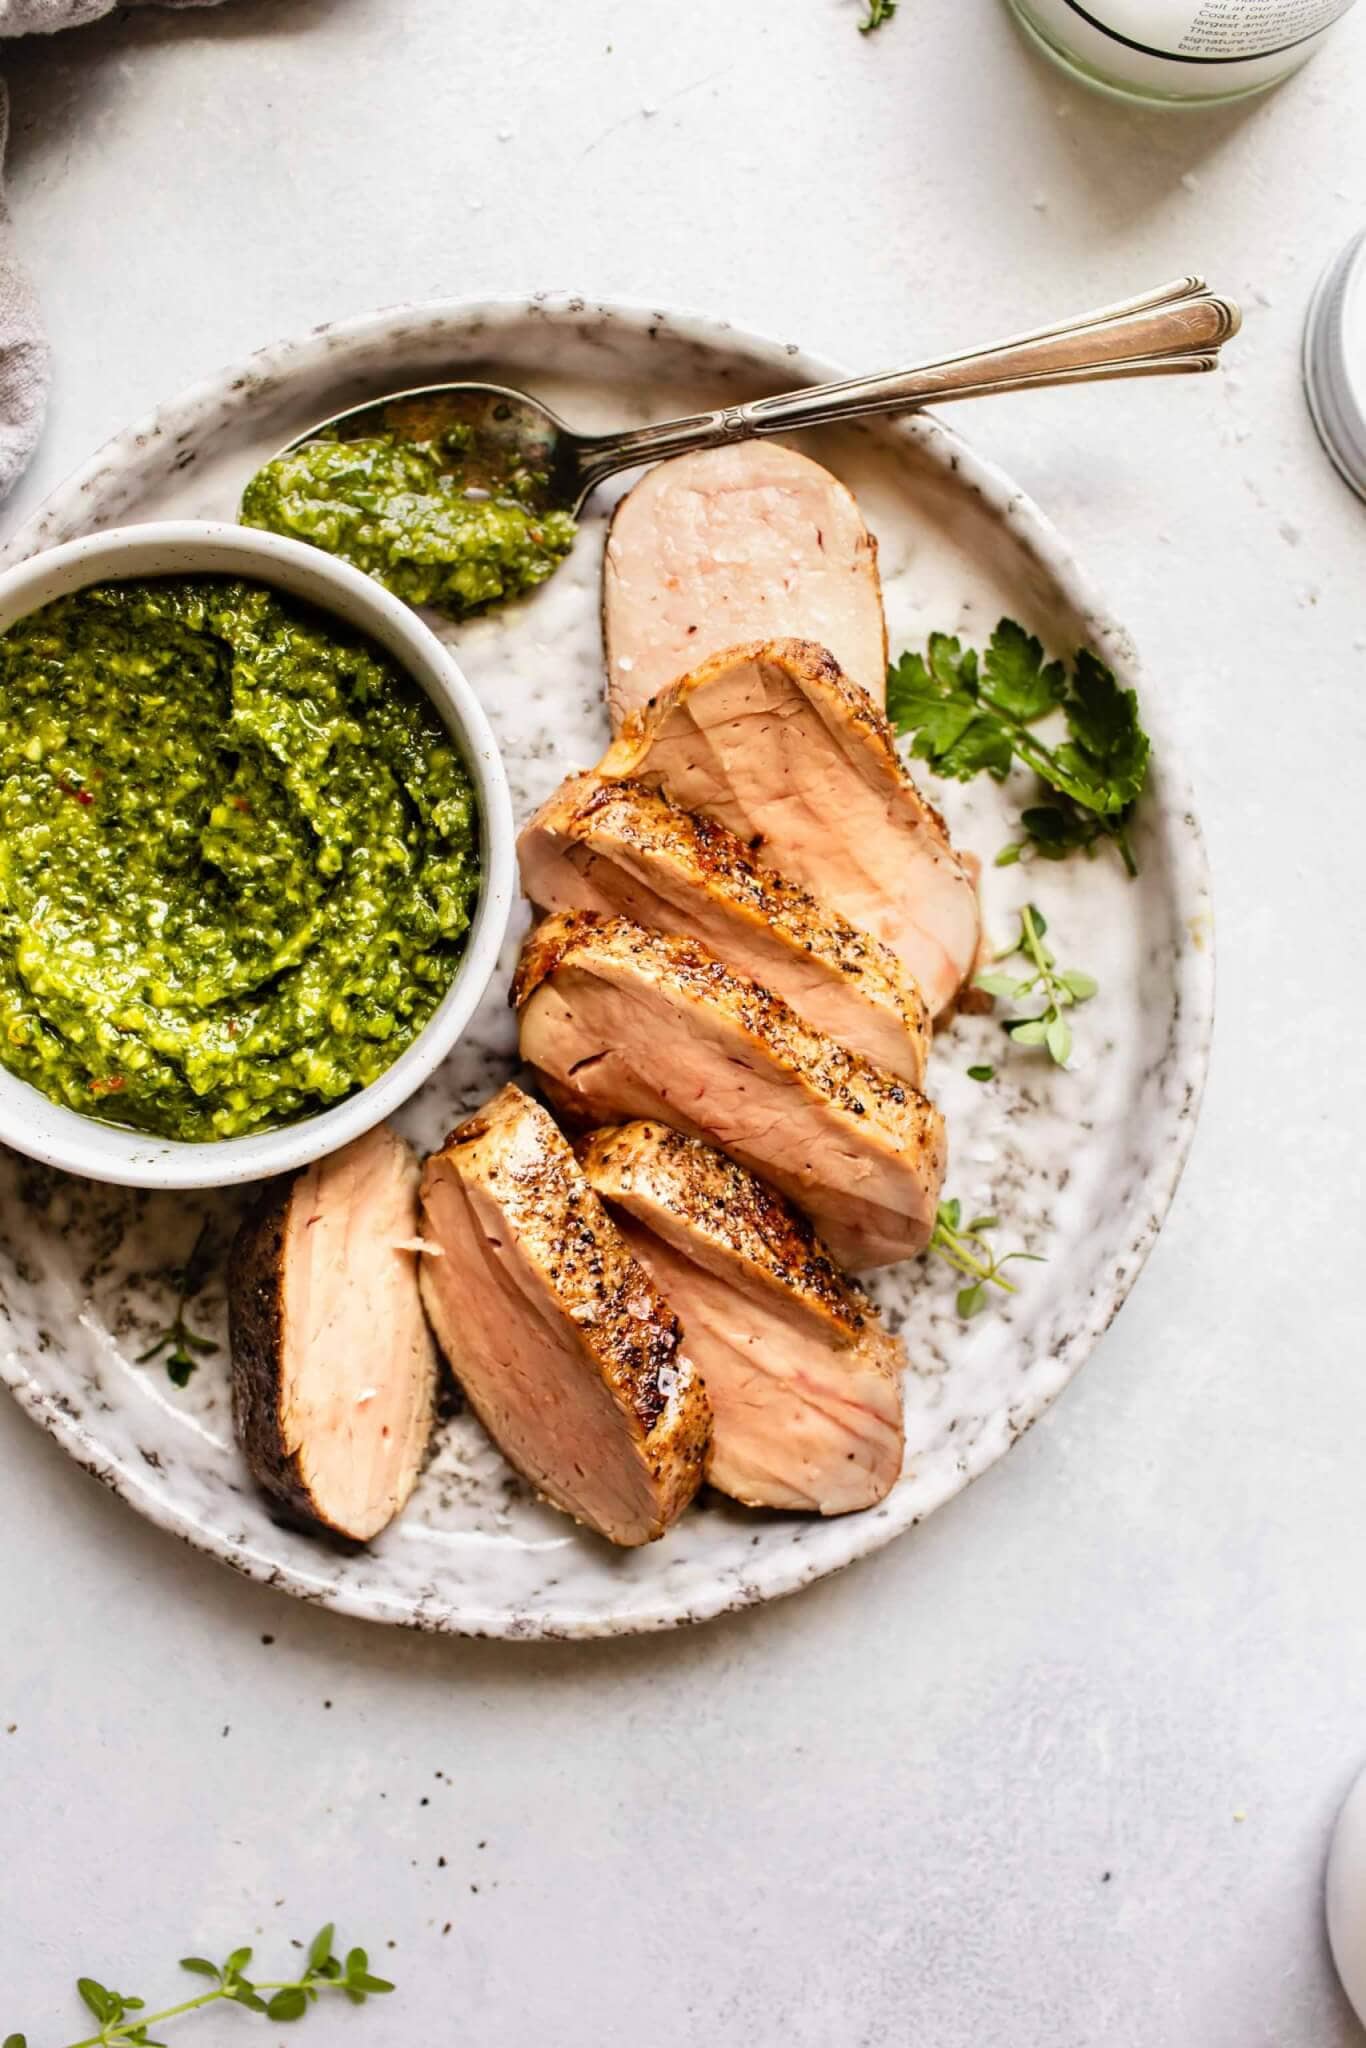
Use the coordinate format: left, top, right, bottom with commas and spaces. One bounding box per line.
261, 276, 1240, 517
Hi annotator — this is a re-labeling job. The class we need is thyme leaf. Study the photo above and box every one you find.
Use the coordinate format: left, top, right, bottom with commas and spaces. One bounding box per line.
5, 1925, 393, 2048
928, 1198, 1044, 1318
978, 904, 1098, 1069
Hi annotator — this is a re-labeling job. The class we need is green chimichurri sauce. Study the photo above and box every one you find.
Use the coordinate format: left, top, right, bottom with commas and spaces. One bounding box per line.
241, 426, 577, 615
0, 577, 480, 1142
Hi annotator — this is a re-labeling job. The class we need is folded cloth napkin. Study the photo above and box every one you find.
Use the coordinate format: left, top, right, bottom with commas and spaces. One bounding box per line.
0, 0, 226, 507
0, 0, 221, 40
0, 83, 45, 506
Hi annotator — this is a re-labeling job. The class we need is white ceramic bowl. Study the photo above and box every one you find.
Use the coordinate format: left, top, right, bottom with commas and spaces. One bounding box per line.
0, 520, 514, 1190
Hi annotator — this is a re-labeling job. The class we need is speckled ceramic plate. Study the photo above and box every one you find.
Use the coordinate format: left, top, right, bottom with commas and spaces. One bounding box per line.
0, 298, 1213, 1638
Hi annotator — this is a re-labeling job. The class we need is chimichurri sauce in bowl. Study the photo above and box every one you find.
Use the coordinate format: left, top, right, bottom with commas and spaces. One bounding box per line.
0, 576, 481, 1141
241, 425, 577, 615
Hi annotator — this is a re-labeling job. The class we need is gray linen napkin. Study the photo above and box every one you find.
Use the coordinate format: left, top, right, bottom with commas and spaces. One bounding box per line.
0, 0, 226, 506
0, 80, 45, 504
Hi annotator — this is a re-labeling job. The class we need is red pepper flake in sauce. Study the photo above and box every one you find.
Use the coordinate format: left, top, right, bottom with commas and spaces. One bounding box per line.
89, 1074, 126, 1095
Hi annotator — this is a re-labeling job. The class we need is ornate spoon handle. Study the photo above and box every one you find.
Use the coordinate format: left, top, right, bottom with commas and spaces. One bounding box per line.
574, 276, 1240, 492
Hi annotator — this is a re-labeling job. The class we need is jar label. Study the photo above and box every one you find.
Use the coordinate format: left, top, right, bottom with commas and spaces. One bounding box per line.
1060, 0, 1356, 60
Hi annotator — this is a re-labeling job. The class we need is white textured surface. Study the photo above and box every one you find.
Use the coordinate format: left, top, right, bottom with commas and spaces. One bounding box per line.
0, 0, 1363, 2040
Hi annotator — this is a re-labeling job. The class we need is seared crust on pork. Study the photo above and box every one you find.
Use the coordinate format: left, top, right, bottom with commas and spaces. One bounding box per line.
230, 1123, 439, 1546
418, 1083, 710, 1546
232, 1179, 308, 1516
599, 636, 980, 1015
517, 772, 929, 1085
580, 1121, 906, 1515
515, 912, 945, 1270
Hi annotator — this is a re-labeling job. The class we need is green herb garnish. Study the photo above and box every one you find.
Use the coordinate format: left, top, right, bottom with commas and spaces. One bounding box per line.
966, 1064, 995, 1083
928, 1198, 1044, 1318
886, 618, 1149, 875
975, 903, 1097, 1067
3, 1924, 393, 2048
860, 0, 896, 26
136, 1218, 218, 1388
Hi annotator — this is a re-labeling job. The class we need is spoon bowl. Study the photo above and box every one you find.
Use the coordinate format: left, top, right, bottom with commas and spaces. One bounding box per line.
281, 381, 584, 513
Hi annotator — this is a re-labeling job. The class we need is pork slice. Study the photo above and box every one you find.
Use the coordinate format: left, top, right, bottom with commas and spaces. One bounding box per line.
603, 442, 887, 728
418, 1082, 710, 1547
515, 913, 945, 1271
581, 1121, 905, 1515
230, 1121, 439, 1545
518, 772, 929, 1087
599, 636, 980, 1016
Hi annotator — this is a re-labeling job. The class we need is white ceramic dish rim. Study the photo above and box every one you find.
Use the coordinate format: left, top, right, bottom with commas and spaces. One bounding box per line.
0, 520, 515, 1191
0, 296, 1215, 1636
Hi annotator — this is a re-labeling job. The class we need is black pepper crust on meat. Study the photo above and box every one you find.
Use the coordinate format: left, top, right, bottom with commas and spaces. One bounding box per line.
579, 1121, 873, 1336
515, 912, 946, 1269
578, 1117, 908, 1517
520, 771, 931, 1062
513, 911, 932, 1140
424, 1085, 711, 1521
461, 1118, 686, 1438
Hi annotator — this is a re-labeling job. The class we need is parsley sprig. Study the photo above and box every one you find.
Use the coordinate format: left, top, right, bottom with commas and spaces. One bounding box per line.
860, 0, 897, 27
975, 904, 1097, 1067
929, 1199, 1044, 1318
886, 619, 1149, 875
136, 1218, 218, 1388
3, 1924, 393, 2048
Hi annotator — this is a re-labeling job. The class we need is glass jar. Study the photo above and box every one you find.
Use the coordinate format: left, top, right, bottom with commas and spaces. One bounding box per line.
1005, 0, 1360, 105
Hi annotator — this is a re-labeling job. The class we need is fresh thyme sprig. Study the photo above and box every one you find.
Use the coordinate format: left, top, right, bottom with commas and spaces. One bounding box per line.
136, 1217, 218, 1388
860, 0, 897, 29
928, 1199, 1044, 1319
3, 1924, 393, 2048
975, 904, 1097, 1068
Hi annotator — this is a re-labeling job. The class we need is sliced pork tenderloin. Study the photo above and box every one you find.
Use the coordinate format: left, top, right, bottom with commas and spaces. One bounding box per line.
599, 636, 980, 1016
581, 1121, 906, 1515
602, 442, 887, 728
515, 912, 946, 1270
418, 1083, 710, 1547
230, 1121, 439, 1545
518, 772, 929, 1087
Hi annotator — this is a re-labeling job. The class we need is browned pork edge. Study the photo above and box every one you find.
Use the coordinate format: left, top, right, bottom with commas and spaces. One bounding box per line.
578, 1121, 907, 1516
578, 1120, 867, 1336
517, 772, 930, 1085
419, 1084, 713, 1545
231, 1177, 331, 1539
599, 635, 982, 1016
510, 910, 934, 1136
231, 1132, 438, 1547
512, 910, 946, 1272
611, 635, 953, 841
